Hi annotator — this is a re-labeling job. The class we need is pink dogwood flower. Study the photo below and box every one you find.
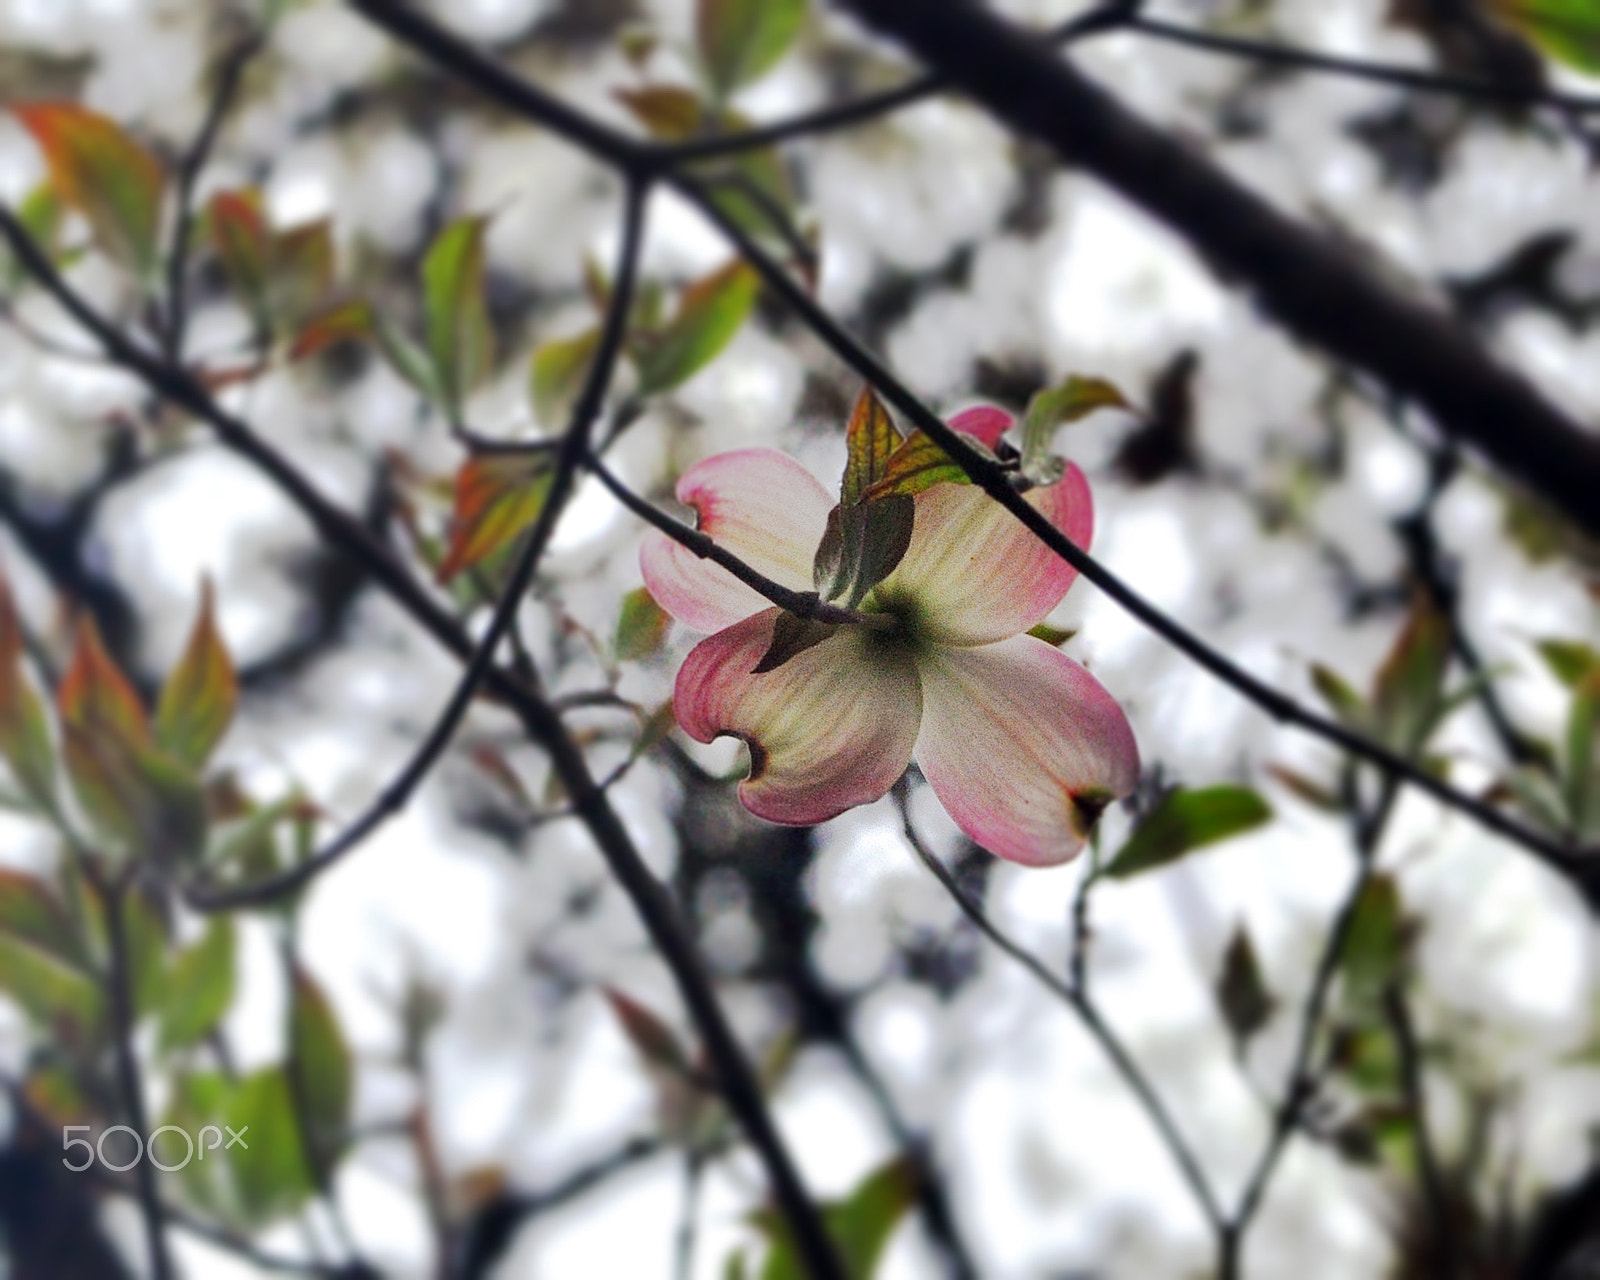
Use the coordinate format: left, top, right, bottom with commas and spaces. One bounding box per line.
641, 404, 1140, 866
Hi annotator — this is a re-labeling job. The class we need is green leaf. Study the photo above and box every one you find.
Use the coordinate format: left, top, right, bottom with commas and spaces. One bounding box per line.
812, 495, 914, 608
1565, 670, 1600, 840
1104, 785, 1273, 879
756, 1155, 917, 1280
1339, 875, 1406, 1008
1216, 925, 1275, 1049
155, 579, 238, 771
265, 219, 335, 334
1494, 0, 1600, 73
753, 611, 837, 674
436, 452, 553, 583
862, 430, 974, 503
0, 871, 81, 967
0, 931, 102, 1038
121, 885, 168, 1019
289, 965, 352, 1185
696, 0, 808, 99
615, 586, 671, 661
1025, 621, 1078, 647
13, 103, 164, 278
230, 1066, 319, 1223
159, 917, 235, 1054
615, 85, 709, 140
1020, 376, 1127, 485
529, 327, 599, 428
633, 260, 760, 394
1310, 662, 1369, 731
1537, 638, 1600, 689
1, 181, 66, 290
374, 311, 442, 401
840, 386, 900, 507
422, 217, 495, 422
1371, 599, 1452, 756
0, 569, 56, 809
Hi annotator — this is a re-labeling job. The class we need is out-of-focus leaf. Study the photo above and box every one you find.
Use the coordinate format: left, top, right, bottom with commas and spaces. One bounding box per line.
605, 987, 691, 1077
159, 917, 234, 1053
1538, 638, 1600, 689
24, 1064, 90, 1125
1311, 662, 1369, 731
436, 452, 553, 583
121, 885, 168, 1018
1264, 763, 1342, 812
265, 219, 334, 333
615, 585, 671, 661
0, 932, 101, 1036
1216, 925, 1275, 1048
1104, 785, 1273, 879
288, 299, 373, 361
862, 430, 975, 503
529, 327, 599, 428
374, 311, 442, 400
754, 612, 836, 674
155, 579, 237, 771
694, 135, 800, 247
0, 871, 80, 966
840, 386, 899, 507
422, 217, 494, 421
1494, 0, 1600, 73
633, 260, 760, 394
1339, 875, 1406, 1007
1, 181, 67, 289
697, 0, 807, 99
230, 1066, 318, 1223
1020, 375, 1126, 485
0, 568, 56, 808
58, 615, 148, 747
812, 495, 914, 608
289, 964, 352, 1184
616, 85, 708, 139
1565, 670, 1600, 841
13, 102, 164, 277
208, 190, 271, 330
756, 1155, 917, 1280
1372, 599, 1452, 756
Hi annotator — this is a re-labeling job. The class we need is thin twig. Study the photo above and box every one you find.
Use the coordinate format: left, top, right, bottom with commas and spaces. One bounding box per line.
1382, 981, 1456, 1277
184, 178, 649, 910
0, 191, 848, 1280
1128, 14, 1600, 117
1218, 776, 1398, 1275
893, 783, 1226, 1235
99, 874, 176, 1280
163, 33, 265, 361
586, 451, 893, 631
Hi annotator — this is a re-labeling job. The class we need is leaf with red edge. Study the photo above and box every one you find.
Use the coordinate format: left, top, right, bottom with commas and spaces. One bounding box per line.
840, 385, 900, 507
58, 615, 148, 747
422, 217, 495, 422
155, 579, 238, 771
0, 568, 56, 808
437, 453, 553, 583
289, 300, 374, 361
13, 103, 164, 277
632, 260, 760, 394
266, 219, 335, 333
208, 189, 272, 329
862, 430, 975, 503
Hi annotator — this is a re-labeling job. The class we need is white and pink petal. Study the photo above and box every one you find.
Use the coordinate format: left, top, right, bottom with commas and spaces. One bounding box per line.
675, 609, 922, 825
914, 634, 1139, 867
641, 449, 834, 634
878, 462, 1093, 647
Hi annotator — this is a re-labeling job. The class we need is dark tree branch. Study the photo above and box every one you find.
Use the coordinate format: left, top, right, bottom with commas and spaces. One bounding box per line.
186, 177, 649, 911
1382, 981, 1456, 1277
0, 208, 845, 1280
836, 0, 1600, 543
